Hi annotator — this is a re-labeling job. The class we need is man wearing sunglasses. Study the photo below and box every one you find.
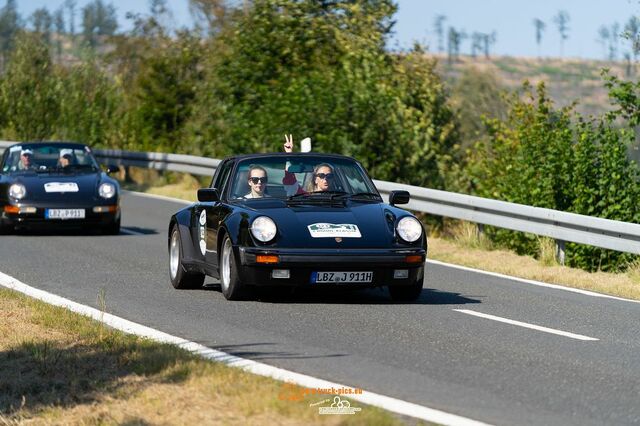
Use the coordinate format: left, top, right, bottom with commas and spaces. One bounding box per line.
245, 165, 269, 198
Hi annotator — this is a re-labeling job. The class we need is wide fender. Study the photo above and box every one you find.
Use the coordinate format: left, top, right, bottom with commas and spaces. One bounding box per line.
169, 209, 200, 260
218, 211, 253, 249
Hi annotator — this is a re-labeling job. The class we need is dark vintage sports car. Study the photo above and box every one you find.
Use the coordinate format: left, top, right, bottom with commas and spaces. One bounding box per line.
168, 153, 427, 301
0, 142, 121, 234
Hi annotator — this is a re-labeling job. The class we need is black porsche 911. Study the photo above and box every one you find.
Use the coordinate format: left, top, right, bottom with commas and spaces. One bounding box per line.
169, 153, 427, 301
0, 142, 121, 234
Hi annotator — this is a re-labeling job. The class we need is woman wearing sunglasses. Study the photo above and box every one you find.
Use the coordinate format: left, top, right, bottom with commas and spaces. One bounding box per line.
245, 165, 269, 198
282, 134, 335, 196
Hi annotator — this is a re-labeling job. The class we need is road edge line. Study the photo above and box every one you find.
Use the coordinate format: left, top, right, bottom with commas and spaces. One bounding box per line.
0, 270, 490, 426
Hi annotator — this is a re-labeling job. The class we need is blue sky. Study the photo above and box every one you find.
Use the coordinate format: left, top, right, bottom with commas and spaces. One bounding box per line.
17, 0, 640, 60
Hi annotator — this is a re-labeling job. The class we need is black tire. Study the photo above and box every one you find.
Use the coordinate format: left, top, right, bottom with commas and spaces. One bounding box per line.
169, 224, 205, 289
0, 222, 12, 235
219, 235, 249, 300
388, 275, 424, 302
102, 218, 121, 235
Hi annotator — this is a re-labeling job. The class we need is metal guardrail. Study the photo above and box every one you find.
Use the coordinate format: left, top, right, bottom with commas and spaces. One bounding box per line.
3, 140, 640, 257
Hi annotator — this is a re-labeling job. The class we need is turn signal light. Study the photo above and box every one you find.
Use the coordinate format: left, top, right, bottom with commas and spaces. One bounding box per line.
4, 205, 19, 214
405, 255, 423, 264
256, 254, 279, 264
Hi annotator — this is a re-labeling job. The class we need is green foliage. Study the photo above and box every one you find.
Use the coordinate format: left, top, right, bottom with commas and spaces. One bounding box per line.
468, 80, 640, 271
192, 0, 460, 189
0, 32, 58, 140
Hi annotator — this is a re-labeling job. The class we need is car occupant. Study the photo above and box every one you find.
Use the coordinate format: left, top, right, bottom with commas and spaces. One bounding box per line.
245, 165, 269, 198
58, 149, 74, 168
17, 149, 37, 171
282, 134, 334, 196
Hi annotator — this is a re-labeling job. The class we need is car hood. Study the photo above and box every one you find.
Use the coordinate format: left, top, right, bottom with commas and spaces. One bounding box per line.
10, 172, 106, 203
241, 201, 403, 249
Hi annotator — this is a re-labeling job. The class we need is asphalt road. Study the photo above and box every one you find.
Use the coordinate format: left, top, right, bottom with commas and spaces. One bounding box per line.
1, 192, 640, 425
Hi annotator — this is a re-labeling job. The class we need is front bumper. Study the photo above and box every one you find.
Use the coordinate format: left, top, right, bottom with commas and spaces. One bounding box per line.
1, 203, 120, 229
237, 247, 425, 287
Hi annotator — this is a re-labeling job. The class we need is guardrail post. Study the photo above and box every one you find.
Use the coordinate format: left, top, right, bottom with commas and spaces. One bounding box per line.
476, 223, 484, 239
555, 240, 566, 265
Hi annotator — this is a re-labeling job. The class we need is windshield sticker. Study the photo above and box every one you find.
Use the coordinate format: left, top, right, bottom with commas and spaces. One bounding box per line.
308, 223, 361, 238
44, 182, 79, 193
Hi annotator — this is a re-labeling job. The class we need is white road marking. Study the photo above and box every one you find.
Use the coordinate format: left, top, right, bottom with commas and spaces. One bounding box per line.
453, 309, 599, 341
427, 259, 640, 305
0, 271, 491, 426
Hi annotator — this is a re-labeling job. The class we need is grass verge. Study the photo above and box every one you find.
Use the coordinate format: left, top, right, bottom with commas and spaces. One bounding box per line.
0, 287, 407, 425
125, 176, 640, 302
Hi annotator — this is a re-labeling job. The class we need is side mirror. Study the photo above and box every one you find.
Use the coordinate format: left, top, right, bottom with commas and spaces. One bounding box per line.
198, 188, 219, 202
389, 190, 410, 206
106, 165, 120, 175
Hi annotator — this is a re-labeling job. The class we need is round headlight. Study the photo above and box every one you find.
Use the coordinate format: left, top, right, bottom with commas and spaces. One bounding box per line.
396, 216, 422, 243
9, 183, 26, 200
250, 216, 277, 242
99, 183, 116, 199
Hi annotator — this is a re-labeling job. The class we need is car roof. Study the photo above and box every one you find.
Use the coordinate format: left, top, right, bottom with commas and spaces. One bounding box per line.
224, 152, 358, 163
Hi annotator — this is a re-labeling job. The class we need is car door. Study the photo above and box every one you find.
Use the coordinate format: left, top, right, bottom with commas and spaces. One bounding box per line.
193, 159, 235, 273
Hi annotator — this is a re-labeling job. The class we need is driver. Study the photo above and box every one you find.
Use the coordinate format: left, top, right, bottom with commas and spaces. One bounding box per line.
282, 135, 334, 196
17, 149, 38, 171
244, 165, 269, 198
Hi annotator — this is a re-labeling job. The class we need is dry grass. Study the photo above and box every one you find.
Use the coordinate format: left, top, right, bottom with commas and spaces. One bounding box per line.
428, 237, 640, 300
0, 288, 405, 425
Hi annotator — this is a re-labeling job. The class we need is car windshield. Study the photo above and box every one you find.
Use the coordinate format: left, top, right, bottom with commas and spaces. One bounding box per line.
1, 143, 100, 174
229, 156, 380, 201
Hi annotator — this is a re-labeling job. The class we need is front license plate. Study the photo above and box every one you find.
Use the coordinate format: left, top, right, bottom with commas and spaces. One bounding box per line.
45, 209, 85, 220
312, 271, 373, 284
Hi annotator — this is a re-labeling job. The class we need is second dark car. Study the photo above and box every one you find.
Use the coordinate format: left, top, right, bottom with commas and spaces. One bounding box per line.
0, 142, 121, 234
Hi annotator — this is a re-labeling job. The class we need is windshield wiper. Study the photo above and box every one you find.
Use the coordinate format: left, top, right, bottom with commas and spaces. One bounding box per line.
287, 190, 347, 200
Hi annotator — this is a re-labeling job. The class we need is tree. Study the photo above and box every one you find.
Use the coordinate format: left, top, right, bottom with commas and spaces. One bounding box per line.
533, 18, 545, 57
433, 14, 446, 53
482, 31, 496, 58
53, 7, 65, 59
0, 33, 59, 140
598, 25, 610, 59
65, 0, 76, 35
30, 7, 53, 45
81, 0, 118, 48
471, 32, 482, 57
0, 0, 21, 64
553, 10, 570, 56
189, 0, 229, 36
624, 16, 640, 61
609, 22, 620, 60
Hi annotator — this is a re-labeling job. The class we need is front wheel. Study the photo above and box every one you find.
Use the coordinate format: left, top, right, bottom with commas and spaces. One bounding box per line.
219, 235, 249, 300
102, 218, 121, 235
388, 275, 424, 302
169, 224, 204, 289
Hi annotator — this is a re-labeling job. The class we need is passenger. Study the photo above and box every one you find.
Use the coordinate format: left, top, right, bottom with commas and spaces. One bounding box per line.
58, 149, 74, 168
17, 149, 37, 171
244, 165, 269, 198
282, 135, 334, 196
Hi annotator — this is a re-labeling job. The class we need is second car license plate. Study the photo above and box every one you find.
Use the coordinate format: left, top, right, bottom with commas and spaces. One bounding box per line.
45, 209, 85, 220
312, 271, 373, 283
